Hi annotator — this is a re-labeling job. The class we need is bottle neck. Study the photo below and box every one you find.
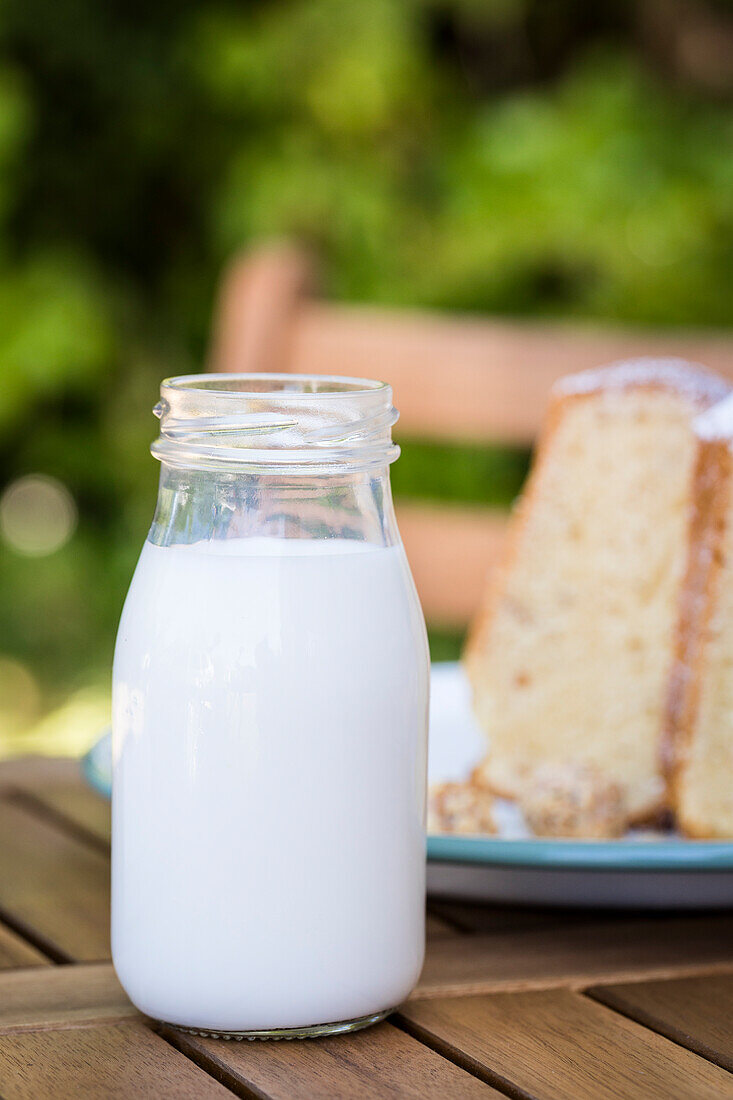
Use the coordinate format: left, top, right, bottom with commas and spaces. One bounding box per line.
149, 464, 400, 550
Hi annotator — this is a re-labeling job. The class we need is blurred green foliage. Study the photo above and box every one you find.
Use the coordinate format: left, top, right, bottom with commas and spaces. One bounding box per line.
392, 439, 530, 507
0, 0, 731, 743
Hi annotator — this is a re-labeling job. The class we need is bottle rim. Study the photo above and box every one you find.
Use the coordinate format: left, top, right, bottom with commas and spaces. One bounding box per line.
163, 372, 389, 398
151, 373, 400, 474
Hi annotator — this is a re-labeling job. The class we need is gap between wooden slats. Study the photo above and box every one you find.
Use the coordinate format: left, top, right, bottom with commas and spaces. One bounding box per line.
424, 912, 462, 939
0, 923, 48, 970
586, 972, 733, 1074
426, 899, 624, 935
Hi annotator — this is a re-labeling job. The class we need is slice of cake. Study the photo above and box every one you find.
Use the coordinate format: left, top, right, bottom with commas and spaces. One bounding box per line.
665, 395, 733, 837
465, 359, 730, 825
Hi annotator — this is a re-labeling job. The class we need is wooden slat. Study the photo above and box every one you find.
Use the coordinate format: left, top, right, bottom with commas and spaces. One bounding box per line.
0, 795, 110, 961
289, 301, 733, 443
0, 755, 90, 794
0, 757, 110, 847
0, 1021, 234, 1099
589, 973, 733, 1073
0, 964, 135, 1033
210, 245, 733, 444
210, 245, 315, 376
399, 989, 733, 1100
414, 915, 733, 999
397, 503, 506, 626
167, 1020, 497, 1099
0, 925, 47, 970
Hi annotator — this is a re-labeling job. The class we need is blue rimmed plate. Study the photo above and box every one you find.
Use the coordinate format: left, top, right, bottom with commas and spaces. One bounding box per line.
84, 662, 733, 907
82, 728, 111, 800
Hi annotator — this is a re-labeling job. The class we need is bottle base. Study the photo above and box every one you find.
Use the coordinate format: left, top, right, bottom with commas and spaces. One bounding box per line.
163, 1007, 393, 1041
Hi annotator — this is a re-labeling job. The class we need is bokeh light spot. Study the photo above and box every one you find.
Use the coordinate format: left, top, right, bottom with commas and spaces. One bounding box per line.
0, 474, 78, 556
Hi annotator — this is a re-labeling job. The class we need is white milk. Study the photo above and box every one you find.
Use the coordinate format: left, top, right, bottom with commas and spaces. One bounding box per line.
112, 536, 428, 1032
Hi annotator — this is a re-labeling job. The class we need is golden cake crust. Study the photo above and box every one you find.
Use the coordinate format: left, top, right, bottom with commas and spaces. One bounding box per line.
663, 399, 733, 836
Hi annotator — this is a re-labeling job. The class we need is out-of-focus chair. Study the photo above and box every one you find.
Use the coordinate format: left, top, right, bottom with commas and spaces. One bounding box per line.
208, 241, 733, 629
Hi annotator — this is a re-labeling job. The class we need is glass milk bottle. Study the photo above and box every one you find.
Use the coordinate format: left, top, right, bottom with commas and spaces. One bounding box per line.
112, 374, 429, 1039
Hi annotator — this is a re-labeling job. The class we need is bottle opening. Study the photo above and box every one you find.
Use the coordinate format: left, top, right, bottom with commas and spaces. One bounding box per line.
151, 373, 399, 473
168, 373, 388, 398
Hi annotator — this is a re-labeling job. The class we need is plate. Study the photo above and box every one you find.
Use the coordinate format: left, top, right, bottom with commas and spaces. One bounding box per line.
83, 663, 733, 907
83, 728, 111, 801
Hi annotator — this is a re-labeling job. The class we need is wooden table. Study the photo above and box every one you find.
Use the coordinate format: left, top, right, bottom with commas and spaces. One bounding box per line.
0, 757, 732, 1098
